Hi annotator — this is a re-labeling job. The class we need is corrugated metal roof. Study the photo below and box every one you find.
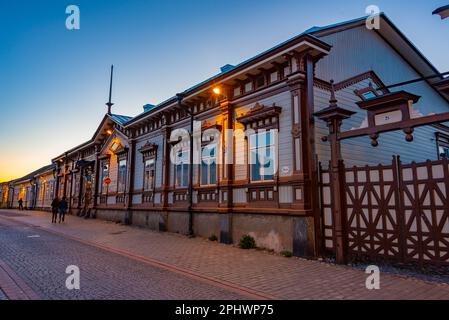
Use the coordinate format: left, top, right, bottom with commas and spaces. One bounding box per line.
12, 163, 56, 184
110, 114, 133, 125
130, 16, 369, 121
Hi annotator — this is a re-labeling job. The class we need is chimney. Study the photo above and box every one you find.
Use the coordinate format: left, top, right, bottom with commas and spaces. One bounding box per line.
143, 104, 156, 112
220, 64, 235, 73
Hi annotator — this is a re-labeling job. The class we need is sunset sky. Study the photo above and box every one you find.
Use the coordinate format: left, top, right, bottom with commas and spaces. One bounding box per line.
0, 0, 448, 182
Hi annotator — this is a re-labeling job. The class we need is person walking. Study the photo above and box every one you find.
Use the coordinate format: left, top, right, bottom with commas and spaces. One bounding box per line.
59, 196, 68, 223
18, 198, 24, 210
51, 197, 60, 223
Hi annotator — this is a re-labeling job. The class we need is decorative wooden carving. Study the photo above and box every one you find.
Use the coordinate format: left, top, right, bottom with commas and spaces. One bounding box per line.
236, 103, 282, 130
138, 142, 158, 158
201, 120, 222, 131
291, 123, 301, 138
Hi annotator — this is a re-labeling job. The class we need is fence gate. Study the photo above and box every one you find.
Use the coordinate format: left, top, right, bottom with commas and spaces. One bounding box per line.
320, 157, 449, 266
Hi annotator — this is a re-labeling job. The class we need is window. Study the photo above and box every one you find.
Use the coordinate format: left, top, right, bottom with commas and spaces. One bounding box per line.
439, 146, 449, 159
354, 82, 380, 101
256, 75, 265, 89
100, 161, 109, 194
110, 141, 120, 152
436, 133, 449, 159
244, 81, 253, 93
118, 159, 127, 193
144, 158, 156, 191
361, 91, 377, 99
201, 143, 217, 185
175, 150, 189, 188
249, 131, 276, 181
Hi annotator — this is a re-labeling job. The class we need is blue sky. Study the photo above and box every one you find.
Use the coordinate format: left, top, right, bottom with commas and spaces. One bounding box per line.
0, 0, 448, 181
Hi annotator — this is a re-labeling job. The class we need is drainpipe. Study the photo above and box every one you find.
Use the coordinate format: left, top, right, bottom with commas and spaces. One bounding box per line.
176, 93, 194, 237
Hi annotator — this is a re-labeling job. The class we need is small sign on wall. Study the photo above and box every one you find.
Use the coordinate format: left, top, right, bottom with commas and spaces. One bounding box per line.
374, 110, 403, 126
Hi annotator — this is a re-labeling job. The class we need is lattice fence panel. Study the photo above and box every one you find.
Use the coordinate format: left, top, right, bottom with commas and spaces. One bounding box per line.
401, 159, 449, 265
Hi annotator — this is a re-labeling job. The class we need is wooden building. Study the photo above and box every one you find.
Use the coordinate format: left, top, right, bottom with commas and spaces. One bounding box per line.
5, 14, 449, 257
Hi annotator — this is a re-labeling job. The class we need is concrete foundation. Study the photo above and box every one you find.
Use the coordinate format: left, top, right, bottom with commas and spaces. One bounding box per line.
92, 208, 316, 257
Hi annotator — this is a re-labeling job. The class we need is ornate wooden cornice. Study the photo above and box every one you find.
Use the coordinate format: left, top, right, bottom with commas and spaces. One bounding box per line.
138, 141, 158, 159
98, 154, 111, 160
314, 70, 389, 94
201, 120, 222, 131
114, 147, 129, 156
138, 142, 158, 153
236, 103, 282, 129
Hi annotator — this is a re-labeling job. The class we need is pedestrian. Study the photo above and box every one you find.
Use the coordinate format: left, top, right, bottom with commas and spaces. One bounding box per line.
18, 198, 24, 210
51, 197, 60, 223
59, 196, 68, 223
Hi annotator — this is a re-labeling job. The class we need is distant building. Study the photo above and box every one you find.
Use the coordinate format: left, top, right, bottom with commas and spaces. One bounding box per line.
5, 13, 449, 256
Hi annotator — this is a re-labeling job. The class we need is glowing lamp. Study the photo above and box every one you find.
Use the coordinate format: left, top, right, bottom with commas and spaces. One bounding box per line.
212, 87, 221, 95
109, 140, 121, 152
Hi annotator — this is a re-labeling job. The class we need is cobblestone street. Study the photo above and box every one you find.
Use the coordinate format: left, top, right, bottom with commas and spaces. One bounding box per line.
1, 209, 449, 300
0, 216, 247, 300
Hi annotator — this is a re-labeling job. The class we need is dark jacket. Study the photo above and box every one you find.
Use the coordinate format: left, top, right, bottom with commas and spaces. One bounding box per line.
51, 198, 59, 208
59, 199, 68, 211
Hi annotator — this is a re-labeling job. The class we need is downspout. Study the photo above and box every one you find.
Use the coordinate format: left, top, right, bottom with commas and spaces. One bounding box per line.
125, 139, 136, 225
177, 93, 194, 237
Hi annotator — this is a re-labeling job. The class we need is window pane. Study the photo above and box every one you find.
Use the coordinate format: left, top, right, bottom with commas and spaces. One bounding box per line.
201, 162, 208, 185
182, 163, 189, 187
250, 134, 257, 149
176, 164, 182, 187
251, 159, 261, 182
210, 162, 217, 184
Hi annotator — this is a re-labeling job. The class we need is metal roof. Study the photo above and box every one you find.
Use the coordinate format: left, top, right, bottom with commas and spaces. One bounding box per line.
109, 114, 133, 125
128, 13, 443, 124
12, 163, 56, 185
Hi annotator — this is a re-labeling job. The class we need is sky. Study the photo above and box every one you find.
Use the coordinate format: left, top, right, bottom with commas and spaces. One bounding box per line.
0, 0, 448, 182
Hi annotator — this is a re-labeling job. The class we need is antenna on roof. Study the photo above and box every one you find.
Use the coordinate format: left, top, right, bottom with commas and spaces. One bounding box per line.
106, 65, 114, 115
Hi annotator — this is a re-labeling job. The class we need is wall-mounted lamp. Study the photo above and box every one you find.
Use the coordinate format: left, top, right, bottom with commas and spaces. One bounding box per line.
212, 87, 221, 95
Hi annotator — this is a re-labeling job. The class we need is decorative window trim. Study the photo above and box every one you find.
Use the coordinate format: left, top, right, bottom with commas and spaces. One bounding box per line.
117, 158, 127, 193
139, 141, 158, 159
174, 150, 189, 189
100, 159, 110, 194
98, 154, 111, 161
201, 121, 222, 132
436, 132, 449, 159
114, 146, 129, 158
200, 143, 218, 186
354, 82, 380, 101
248, 130, 277, 183
236, 103, 281, 131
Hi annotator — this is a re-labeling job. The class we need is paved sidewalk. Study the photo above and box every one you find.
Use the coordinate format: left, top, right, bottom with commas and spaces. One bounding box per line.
1, 209, 449, 300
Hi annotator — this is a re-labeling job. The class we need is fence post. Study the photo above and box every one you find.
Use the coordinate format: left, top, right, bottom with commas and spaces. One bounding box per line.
330, 153, 348, 264
314, 80, 354, 264
393, 155, 406, 263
